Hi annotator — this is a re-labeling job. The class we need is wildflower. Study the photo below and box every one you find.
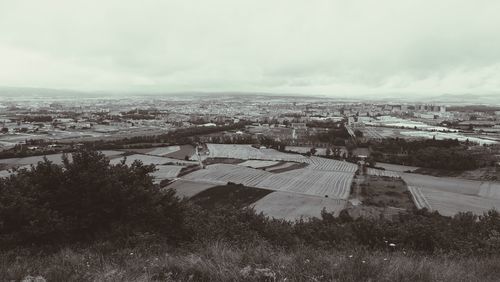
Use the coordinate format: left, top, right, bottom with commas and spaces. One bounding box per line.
348, 255, 353, 258
389, 243, 396, 247
362, 260, 366, 264
305, 259, 310, 264
383, 258, 388, 261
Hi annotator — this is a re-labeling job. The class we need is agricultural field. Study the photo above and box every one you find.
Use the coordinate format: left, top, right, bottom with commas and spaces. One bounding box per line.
145, 145, 181, 156
237, 160, 280, 168
376, 162, 419, 172
150, 165, 184, 184
401, 173, 481, 195
183, 164, 354, 199
206, 144, 357, 173
285, 146, 328, 156
251, 191, 348, 221
0, 150, 124, 168
109, 154, 197, 166
206, 144, 308, 162
303, 156, 358, 172
366, 168, 401, 178
408, 186, 500, 217
164, 145, 196, 160
359, 175, 414, 209
190, 184, 273, 209
403, 172, 500, 216
258, 168, 354, 199
166, 179, 216, 198
182, 164, 273, 187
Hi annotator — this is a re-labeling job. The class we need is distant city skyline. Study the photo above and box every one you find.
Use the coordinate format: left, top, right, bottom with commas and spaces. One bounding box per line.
1, 1, 500, 96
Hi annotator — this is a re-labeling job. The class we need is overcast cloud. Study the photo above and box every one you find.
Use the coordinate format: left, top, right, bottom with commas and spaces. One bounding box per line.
1, 0, 500, 96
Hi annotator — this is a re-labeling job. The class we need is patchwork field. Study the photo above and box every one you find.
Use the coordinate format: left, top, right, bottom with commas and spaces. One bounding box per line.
0, 150, 124, 168
146, 146, 181, 156
366, 168, 401, 178
166, 179, 216, 198
403, 172, 500, 216
109, 154, 197, 166
182, 163, 354, 199
206, 144, 357, 173
206, 144, 308, 163
251, 191, 348, 221
408, 186, 500, 217
237, 160, 280, 168
376, 162, 419, 172
258, 168, 354, 199
150, 165, 184, 183
182, 164, 272, 187
285, 146, 328, 156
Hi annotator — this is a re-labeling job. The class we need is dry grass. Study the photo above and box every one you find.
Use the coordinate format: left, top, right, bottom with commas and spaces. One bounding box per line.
2, 242, 500, 282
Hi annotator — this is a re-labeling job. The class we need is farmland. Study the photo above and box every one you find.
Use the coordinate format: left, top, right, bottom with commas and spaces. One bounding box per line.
166, 179, 216, 198
408, 186, 500, 217
182, 164, 273, 187
150, 165, 184, 183
403, 172, 500, 216
252, 191, 348, 221
366, 168, 401, 178
237, 160, 280, 168
206, 144, 357, 173
109, 153, 197, 166
182, 163, 354, 199
0, 150, 124, 168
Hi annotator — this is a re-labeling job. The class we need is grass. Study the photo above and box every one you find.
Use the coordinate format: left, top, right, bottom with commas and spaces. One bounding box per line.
361, 175, 415, 209
2, 241, 500, 282
190, 184, 273, 209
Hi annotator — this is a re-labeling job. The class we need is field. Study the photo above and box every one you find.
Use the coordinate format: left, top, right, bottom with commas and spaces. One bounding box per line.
285, 146, 328, 156
0, 150, 124, 168
206, 143, 309, 163
366, 168, 401, 178
109, 154, 197, 166
150, 165, 184, 183
237, 160, 279, 168
376, 162, 419, 172
145, 145, 181, 156
408, 186, 500, 217
182, 164, 273, 187
252, 191, 348, 221
206, 144, 357, 173
190, 184, 273, 209
166, 179, 216, 198
401, 173, 482, 195
182, 164, 354, 199
359, 175, 414, 209
403, 172, 500, 216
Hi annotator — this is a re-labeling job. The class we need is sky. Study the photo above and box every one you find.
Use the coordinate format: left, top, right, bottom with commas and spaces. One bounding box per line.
1, 0, 500, 97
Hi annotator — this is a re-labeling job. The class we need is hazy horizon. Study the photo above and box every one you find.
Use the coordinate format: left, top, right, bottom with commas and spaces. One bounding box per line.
1, 1, 500, 97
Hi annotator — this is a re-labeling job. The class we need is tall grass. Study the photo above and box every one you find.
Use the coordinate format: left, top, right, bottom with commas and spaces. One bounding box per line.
2, 241, 500, 281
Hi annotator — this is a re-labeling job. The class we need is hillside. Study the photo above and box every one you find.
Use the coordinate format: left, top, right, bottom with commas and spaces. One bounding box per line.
2, 150, 500, 281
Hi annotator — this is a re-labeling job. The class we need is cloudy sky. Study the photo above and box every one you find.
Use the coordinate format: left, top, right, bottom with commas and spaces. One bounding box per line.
1, 0, 500, 96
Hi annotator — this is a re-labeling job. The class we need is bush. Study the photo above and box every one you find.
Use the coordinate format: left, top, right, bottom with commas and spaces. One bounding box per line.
0, 150, 186, 246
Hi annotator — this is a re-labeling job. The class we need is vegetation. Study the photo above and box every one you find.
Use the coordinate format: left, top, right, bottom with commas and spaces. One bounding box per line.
370, 138, 483, 170
2, 150, 500, 280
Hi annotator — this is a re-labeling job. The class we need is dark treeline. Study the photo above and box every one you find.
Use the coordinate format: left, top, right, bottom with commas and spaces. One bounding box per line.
370, 138, 481, 170
88, 121, 250, 150
2, 150, 500, 256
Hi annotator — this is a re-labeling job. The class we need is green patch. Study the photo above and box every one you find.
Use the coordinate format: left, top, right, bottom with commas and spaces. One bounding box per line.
361, 176, 415, 209
190, 183, 273, 209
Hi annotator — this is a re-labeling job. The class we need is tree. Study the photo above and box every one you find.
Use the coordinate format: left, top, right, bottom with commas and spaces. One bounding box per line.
0, 150, 186, 246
